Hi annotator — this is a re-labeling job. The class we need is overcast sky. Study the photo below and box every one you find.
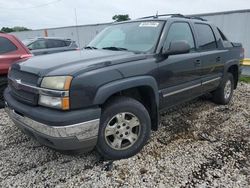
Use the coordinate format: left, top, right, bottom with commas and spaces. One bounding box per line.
0, 0, 249, 29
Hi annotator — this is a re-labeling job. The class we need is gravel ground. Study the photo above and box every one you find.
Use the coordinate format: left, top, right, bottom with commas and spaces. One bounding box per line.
0, 83, 250, 188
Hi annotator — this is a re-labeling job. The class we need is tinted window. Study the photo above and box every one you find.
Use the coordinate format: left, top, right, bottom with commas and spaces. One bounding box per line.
165, 22, 195, 50
65, 40, 71, 46
0, 36, 18, 54
195, 24, 217, 50
47, 39, 66, 48
28, 40, 47, 50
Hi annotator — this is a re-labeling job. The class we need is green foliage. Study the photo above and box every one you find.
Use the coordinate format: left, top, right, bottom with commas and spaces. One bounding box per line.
0, 26, 31, 33
112, 14, 131, 22
240, 76, 250, 83
0, 27, 14, 33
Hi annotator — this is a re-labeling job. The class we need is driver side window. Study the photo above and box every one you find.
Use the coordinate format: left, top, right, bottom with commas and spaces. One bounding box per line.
165, 22, 195, 51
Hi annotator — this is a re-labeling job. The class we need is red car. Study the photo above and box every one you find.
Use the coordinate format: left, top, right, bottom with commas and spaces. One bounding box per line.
0, 32, 32, 108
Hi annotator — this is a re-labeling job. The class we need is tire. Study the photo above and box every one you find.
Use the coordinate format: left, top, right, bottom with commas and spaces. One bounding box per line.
96, 97, 151, 160
0, 77, 7, 109
212, 73, 234, 105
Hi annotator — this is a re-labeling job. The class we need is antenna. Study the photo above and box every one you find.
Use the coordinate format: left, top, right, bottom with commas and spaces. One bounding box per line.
155, 11, 159, 18
74, 8, 80, 48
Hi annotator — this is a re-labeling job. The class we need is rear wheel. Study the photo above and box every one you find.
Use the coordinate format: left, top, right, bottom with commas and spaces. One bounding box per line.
0, 77, 7, 108
96, 97, 151, 160
212, 73, 234, 105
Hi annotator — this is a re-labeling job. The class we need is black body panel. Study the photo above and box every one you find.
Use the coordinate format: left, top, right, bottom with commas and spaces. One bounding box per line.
4, 88, 101, 126
5, 16, 243, 131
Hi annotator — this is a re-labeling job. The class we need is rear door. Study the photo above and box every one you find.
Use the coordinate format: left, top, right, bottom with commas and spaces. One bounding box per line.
0, 36, 23, 75
158, 21, 202, 109
194, 23, 224, 93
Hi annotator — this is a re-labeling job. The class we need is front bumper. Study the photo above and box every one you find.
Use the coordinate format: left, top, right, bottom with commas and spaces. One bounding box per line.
5, 106, 100, 151
4, 89, 101, 151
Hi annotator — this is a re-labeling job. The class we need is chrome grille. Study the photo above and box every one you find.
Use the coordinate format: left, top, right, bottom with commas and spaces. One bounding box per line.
9, 69, 39, 86
8, 69, 39, 105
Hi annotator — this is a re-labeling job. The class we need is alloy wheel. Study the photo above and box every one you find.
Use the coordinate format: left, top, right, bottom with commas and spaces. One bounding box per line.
224, 80, 232, 99
104, 112, 141, 150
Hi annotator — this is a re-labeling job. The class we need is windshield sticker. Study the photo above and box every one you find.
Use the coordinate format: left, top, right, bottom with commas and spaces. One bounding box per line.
139, 22, 159, 27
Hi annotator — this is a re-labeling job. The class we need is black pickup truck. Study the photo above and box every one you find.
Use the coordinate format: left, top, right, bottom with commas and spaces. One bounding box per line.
4, 14, 244, 160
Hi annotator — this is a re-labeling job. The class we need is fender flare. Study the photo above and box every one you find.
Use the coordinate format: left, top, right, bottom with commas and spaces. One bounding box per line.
93, 76, 159, 107
223, 60, 240, 89
223, 60, 239, 75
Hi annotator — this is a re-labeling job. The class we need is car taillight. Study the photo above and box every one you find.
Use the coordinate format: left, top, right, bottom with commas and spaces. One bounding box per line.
239, 48, 245, 65
20, 54, 33, 59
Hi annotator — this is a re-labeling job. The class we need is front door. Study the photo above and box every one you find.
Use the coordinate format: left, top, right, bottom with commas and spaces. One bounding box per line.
158, 21, 202, 110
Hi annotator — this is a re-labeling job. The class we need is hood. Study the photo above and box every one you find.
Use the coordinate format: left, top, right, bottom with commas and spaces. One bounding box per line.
13, 49, 147, 76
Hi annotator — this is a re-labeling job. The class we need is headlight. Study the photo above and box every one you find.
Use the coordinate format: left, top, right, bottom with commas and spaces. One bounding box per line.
39, 76, 72, 110
39, 95, 70, 110
41, 76, 72, 90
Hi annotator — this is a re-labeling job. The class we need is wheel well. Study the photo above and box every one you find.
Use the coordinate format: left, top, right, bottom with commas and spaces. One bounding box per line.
0, 74, 7, 78
0, 75, 8, 84
102, 86, 159, 131
228, 65, 238, 89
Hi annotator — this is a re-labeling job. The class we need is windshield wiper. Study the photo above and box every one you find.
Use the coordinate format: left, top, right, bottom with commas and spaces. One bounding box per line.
84, 46, 98, 50
102, 46, 128, 51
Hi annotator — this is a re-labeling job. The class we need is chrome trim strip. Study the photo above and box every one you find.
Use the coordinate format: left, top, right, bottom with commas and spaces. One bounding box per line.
162, 77, 221, 98
5, 107, 100, 141
163, 83, 201, 97
8, 77, 69, 97
202, 77, 221, 85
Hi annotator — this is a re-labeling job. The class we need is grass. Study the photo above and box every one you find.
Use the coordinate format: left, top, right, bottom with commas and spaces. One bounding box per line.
240, 76, 250, 83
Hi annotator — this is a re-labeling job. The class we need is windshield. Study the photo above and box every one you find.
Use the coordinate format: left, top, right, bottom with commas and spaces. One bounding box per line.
88, 21, 164, 53
22, 39, 35, 46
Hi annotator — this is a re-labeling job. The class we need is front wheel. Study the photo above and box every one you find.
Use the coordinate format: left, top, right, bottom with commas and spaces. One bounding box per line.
0, 77, 7, 108
212, 73, 234, 105
96, 97, 151, 160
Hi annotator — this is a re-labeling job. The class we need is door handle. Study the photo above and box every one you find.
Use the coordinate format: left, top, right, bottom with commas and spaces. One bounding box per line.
194, 59, 201, 66
216, 57, 221, 62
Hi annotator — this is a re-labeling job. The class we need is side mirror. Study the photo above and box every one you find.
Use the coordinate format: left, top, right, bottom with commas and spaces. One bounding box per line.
162, 40, 191, 56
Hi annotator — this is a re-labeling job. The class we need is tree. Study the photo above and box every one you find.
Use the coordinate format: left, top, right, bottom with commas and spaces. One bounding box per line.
112, 14, 131, 22
0, 27, 14, 33
0, 26, 31, 33
12, 26, 31, 32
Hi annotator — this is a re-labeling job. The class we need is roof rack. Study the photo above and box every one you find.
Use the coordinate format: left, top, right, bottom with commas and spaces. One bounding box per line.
138, 14, 185, 19
138, 14, 207, 21
189, 16, 207, 21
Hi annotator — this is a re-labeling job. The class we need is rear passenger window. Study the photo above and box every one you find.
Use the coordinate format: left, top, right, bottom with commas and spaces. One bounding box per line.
165, 22, 195, 50
47, 40, 66, 48
65, 41, 71, 46
0, 36, 18, 54
195, 24, 217, 50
